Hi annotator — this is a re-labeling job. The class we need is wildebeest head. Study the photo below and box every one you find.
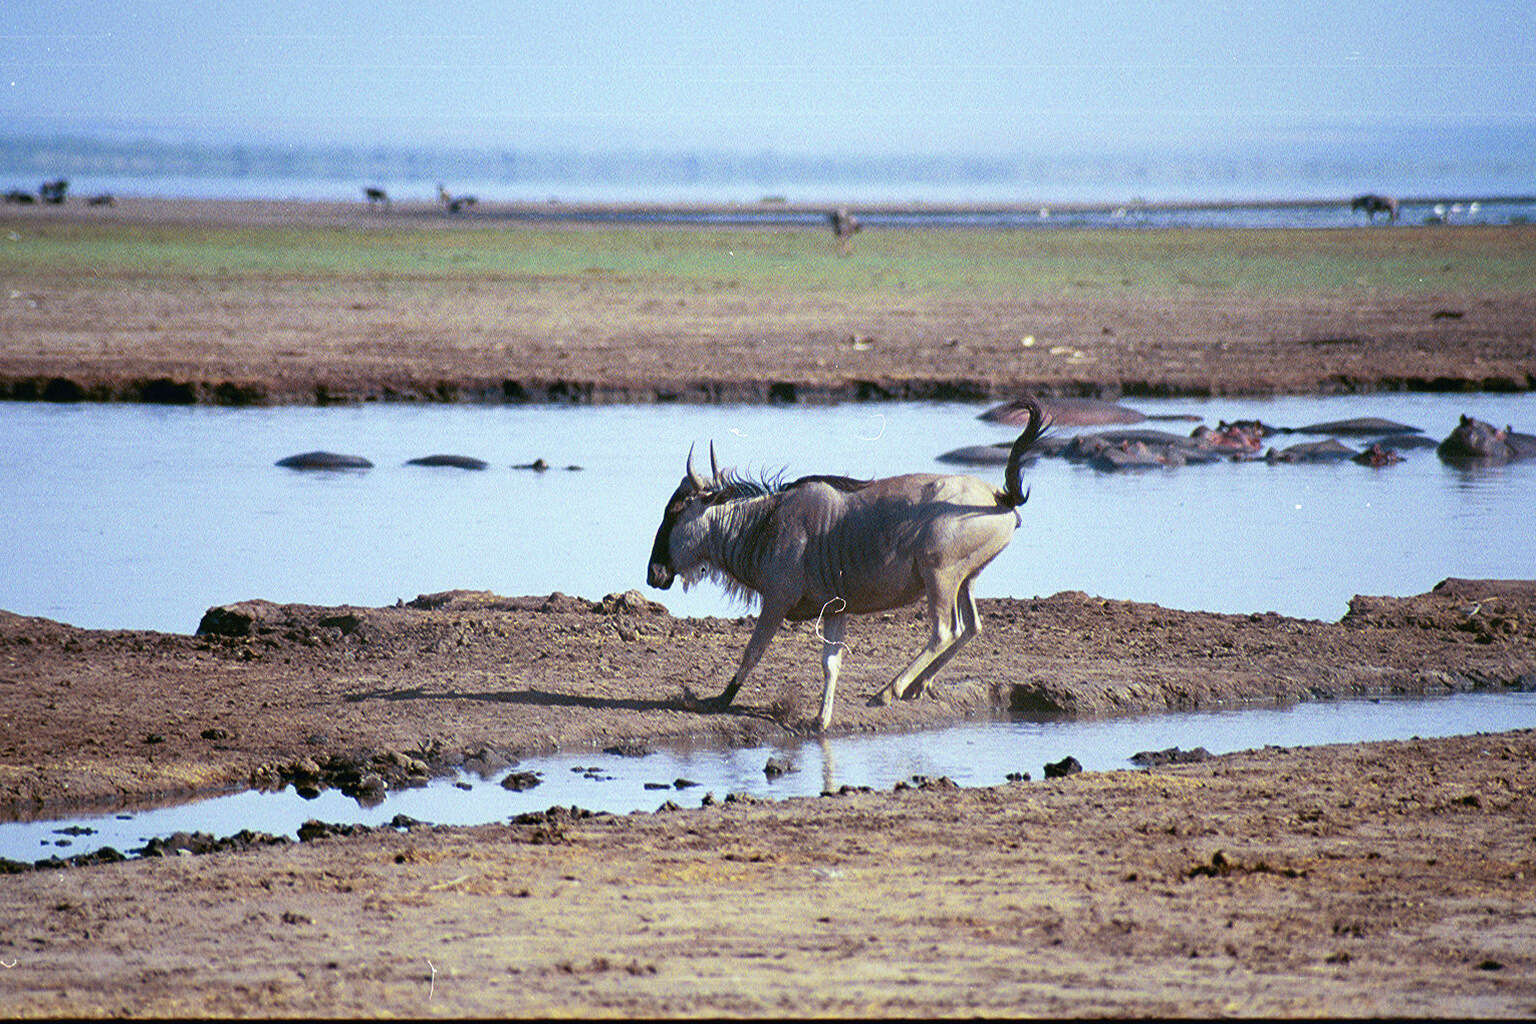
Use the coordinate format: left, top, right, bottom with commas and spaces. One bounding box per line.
647, 442, 721, 590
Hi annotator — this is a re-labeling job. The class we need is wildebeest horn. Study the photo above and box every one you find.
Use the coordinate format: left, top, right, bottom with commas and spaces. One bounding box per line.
685, 443, 706, 489
709, 441, 720, 482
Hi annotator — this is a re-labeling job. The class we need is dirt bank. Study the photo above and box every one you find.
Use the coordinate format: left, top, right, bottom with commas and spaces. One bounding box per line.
2, 579, 1533, 821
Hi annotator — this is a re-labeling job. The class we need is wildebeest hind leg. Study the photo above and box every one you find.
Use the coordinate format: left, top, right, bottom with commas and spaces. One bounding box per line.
905, 576, 982, 699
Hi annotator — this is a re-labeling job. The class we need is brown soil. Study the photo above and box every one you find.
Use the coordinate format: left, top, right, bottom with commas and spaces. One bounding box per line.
1, 198, 1533, 404
3, 199, 1536, 1016
2, 581, 1534, 1015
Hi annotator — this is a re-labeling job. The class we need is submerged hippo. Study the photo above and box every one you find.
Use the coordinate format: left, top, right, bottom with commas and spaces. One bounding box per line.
1264, 439, 1358, 463
980, 396, 1146, 427
1437, 415, 1536, 463
405, 454, 488, 470
1352, 443, 1404, 467
276, 451, 373, 470
1288, 417, 1422, 437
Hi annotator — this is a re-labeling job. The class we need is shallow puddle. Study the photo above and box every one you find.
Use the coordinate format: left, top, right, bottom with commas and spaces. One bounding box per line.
5, 690, 1532, 864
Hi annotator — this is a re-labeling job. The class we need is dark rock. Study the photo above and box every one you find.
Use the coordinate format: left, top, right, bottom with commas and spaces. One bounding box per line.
1044, 756, 1083, 779
603, 741, 654, 758
500, 770, 542, 791
1129, 746, 1213, 767
764, 756, 794, 778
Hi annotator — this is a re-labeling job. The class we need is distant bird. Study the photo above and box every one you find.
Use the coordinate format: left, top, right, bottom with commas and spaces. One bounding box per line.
363, 186, 390, 210
1350, 193, 1399, 223
828, 207, 862, 256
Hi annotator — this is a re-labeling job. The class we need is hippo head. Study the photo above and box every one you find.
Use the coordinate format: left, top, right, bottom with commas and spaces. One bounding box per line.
1438, 414, 1513, 462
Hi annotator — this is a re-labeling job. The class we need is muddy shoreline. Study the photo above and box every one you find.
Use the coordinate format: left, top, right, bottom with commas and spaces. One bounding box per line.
3, 579, 1533, 824
4, 199, 1534, 406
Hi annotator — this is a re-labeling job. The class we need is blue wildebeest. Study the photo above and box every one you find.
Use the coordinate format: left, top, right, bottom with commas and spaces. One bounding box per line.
1351, 193, 1399, 223
647, 397, 1047, 730
829, 207, 862, 255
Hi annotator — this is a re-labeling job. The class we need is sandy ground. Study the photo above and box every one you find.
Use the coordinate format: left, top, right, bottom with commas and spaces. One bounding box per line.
1, 581, 1534, 1016
2, 199, 1536, 1016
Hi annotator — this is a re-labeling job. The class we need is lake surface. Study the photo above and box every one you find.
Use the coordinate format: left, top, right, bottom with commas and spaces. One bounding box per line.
5, 689, 1533, 864
1, 393, 1533, 634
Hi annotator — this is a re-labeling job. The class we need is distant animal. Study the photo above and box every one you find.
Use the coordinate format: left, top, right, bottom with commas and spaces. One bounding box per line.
86, 193, 115, 207
981, 396, 1145, 427
363, 186, 390, 210
405, 454, 486, 470
1437, 415, 1536, 464
437, 183, 477, 214
646, 396, 1048, 731
275, 451, 374, 470
1350, 193, 1399, 223
1286, 417, 1421, 436
828, 207, 861, 255
38, 178, 68, 204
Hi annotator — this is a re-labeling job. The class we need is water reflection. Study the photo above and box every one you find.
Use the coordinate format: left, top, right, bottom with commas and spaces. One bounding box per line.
4, 690, 1532, 864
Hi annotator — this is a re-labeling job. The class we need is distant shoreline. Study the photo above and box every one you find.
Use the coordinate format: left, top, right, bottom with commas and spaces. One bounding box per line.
3, 200, 1533, 405
6, 192, 1535, 231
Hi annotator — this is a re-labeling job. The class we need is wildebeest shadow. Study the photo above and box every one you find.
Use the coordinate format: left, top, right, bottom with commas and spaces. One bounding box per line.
343, 684, 781, 723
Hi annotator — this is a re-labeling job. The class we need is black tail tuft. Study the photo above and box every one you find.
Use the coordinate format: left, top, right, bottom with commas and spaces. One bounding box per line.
1002, 396, 1049, 508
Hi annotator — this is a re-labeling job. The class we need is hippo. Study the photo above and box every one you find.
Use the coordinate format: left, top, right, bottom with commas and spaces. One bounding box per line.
1191, 421, 1267, 456
276, 451, 373, 470
1371, 432, 1438, 451
1288, 417, 1423, 437
1352, 443, 1404, 467
1067, 430, 1223, 470
1437, 415, 1536, 464
980, 396, 1146, 427
406, 454, 488, 470
1264, 439, 1357, 463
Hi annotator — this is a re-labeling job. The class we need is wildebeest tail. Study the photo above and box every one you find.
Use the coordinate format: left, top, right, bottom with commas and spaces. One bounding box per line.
1001, 395, 1048, 509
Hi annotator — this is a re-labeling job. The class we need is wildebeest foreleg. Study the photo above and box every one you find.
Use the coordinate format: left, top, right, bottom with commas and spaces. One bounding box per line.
695, 602, 787, 711
817, 610, 848, 730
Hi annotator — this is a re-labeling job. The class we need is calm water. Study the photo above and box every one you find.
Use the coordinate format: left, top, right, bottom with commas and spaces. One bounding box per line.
1, 393, 1533, 633
5, 690, 1533, 863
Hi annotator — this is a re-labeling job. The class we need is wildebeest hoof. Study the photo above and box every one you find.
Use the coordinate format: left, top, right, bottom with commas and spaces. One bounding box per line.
867, 689, 895, 707
682, 686, 730, 713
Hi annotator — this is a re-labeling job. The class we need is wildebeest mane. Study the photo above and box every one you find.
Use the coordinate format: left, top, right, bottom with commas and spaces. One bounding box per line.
705, 468, 871, 505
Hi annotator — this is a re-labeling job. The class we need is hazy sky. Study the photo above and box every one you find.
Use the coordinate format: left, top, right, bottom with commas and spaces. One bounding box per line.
5, 0, 1535, 155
